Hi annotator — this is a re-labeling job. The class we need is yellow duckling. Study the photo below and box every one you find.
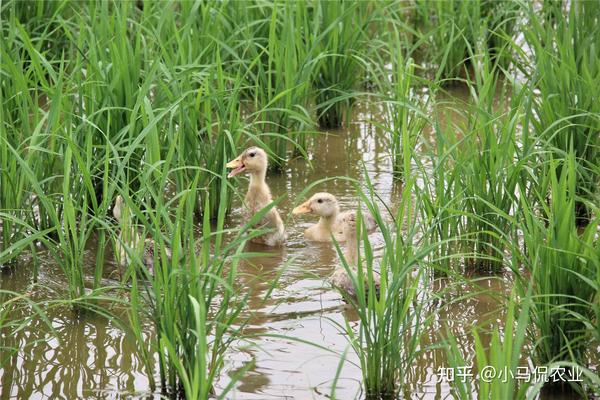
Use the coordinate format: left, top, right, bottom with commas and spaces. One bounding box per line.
329, 214, 380, 301
112, 195, 171, 274
226, 147, 286, 246
292, 192, 376, 242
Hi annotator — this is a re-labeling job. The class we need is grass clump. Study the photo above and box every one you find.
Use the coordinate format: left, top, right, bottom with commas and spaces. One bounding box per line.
123, 176, 281, 398
414, 0, 521, 82
525, 0, 600, 226
457, 67, 523, 274
244, 1, 314, 166
518, 155, 598, 379
309, 0, 371, 129
416, 116, 465, 276
445, 290, 532, 400
333, 176, 434, 398
369, 26, 428, 178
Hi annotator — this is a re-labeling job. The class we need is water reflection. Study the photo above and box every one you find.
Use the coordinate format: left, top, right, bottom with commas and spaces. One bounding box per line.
0, 304, 153, 399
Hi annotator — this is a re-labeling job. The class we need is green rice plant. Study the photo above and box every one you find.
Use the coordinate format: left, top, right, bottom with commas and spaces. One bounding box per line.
481, 0, 521, 68
413, 0, 474, 81
525, 0, 600, 226
414, 0, 521, 82
309, 0, 371, 129
147, 1, 226, 69
385, 57, 426, 179
586, 220, 600, 347
517, 154, 599, 376
154, 0, 312, 170
0, 8, 68, 237
0, 0, 74, 81
3, 107, 108, 308
544, 233, 600, 397
163, 59, 247, 218
444, 289, 533, 400
416, 116, 466, 276
122, 161, 282, 397
456, 60, 525, 274
71, 1, 247, 219
76, 1, 156, 199
246, 1, 314, 166
2, 45, 82, 299
368, 26, 428, 178
0, 14, 117, 302
0, 104, 31, 267
143, 1, 250, 215
331, 175, 435, 399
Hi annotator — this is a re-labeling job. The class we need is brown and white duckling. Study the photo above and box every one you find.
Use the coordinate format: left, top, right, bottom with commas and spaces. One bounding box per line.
292, 192, 376, 242
226, 147, 286, 246
113, 195, 171, 274
329, 214, 380, 301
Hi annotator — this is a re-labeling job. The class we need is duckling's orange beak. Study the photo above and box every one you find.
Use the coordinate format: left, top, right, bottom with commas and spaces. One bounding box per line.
226, 156, 245, 178
292, 200, 313, 215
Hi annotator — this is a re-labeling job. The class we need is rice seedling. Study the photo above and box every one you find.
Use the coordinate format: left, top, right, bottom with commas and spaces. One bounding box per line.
415, 116, 465, 276
384, 58, 427, 179
1, 16, 127, 304
444, 289, 533, 400
517, 154, 598, 383
308, 0, 371, 129
0, 10, 66, 244
120, 154, 284, 398
455, 58, 526, 274
481, 0, 521, 69
540, 244, 600, 397
413, 0, 474, 82
367, 24, 429, 179
49, 1, 234, 220
330, 174, 436, 399
524, 0, 600, 226
145, 2, 256, 216
414, 0, 521, 82
242, 1, 314, 166
169, 60, 248, 218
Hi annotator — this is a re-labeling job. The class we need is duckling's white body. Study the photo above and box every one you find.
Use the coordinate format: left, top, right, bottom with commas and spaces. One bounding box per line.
328, 214, 380, 301
293, 193, 376, 242
244, 178, 286, 246
227, 147, 285, 246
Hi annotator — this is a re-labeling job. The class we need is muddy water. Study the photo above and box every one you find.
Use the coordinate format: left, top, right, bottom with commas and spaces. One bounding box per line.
219, 101, 407, 400
0, 91, 577, 399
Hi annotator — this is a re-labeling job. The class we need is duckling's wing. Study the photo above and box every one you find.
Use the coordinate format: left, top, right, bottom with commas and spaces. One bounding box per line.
248, 208, 286, 246
337, 210, 378, 234
329, 268, 357, 299
363, 211, 378, 233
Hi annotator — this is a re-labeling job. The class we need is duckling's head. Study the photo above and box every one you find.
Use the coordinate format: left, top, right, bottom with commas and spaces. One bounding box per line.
226, 147, 268, 178
292, 192, 339, 218
113, 195, 125, 222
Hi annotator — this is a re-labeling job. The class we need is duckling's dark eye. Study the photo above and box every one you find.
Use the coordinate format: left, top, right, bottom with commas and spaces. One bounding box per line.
317, 199, 323, 204
249, 152, 256, 158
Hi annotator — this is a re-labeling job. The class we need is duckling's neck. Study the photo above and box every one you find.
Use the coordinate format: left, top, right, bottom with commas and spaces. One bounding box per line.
318, 208, 339, 229
246, 169, 272, 207
249, 169, 267, 189
344, 236, 358, 265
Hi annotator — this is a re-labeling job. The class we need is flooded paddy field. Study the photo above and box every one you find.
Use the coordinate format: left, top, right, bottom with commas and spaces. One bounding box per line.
1, 1, 599, 399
